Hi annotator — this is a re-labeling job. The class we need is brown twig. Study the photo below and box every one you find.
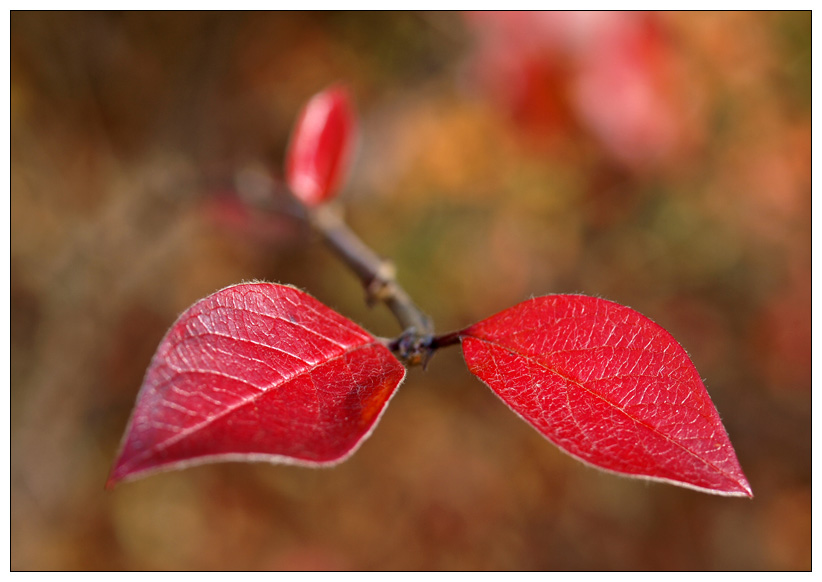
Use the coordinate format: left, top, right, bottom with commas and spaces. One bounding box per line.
306, 204, 445, 365
237, 170, 460, 366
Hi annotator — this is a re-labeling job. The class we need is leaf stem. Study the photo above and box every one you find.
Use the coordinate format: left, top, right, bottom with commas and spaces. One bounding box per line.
428, 330, 463, 350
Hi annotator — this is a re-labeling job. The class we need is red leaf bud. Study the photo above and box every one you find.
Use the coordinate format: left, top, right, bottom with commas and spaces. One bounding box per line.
285, 85, 357, 206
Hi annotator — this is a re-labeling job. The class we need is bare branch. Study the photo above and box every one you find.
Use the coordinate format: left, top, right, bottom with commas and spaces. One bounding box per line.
306, 204, 435, 346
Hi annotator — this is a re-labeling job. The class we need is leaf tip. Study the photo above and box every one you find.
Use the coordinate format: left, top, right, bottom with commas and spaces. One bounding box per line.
105, 467, 122, 491
105, 454, 131, 490
735, 478, 754, 499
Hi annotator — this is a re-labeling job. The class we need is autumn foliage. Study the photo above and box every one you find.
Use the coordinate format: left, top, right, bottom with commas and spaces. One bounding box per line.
109, 85, 751, 497
13, 12, 811, 571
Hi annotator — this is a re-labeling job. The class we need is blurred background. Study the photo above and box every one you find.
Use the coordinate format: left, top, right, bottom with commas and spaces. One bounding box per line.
11, 11, 810, 570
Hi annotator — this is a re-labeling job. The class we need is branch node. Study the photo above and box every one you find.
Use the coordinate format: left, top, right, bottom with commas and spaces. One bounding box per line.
389, 328, 435, 368
365, 260, 397, 306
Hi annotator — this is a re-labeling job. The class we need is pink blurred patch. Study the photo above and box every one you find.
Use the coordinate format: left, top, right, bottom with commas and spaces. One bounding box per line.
464, 11, 685, 169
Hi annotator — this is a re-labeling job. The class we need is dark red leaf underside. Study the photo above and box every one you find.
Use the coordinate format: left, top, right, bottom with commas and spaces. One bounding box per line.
108, 283, 405, 487
461, 294, 752, 497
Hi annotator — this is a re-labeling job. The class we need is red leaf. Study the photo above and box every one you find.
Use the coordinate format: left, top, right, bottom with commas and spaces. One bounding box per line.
108, 283, 405, 487
460, 294, 752, 497
285, 84, 357, 207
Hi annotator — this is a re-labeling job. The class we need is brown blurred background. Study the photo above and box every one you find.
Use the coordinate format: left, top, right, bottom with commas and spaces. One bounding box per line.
11, 11, 811, 570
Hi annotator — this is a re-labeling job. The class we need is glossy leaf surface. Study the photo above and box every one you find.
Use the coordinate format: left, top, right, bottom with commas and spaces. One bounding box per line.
460, 294, 752, 497
285, 84, 356, 206
108, 283, 405, 487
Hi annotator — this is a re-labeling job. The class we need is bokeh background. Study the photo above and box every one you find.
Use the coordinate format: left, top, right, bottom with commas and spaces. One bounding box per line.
11, 11, 811, 570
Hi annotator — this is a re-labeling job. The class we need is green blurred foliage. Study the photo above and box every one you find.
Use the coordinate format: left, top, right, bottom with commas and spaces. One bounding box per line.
11, 11, 810, 570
